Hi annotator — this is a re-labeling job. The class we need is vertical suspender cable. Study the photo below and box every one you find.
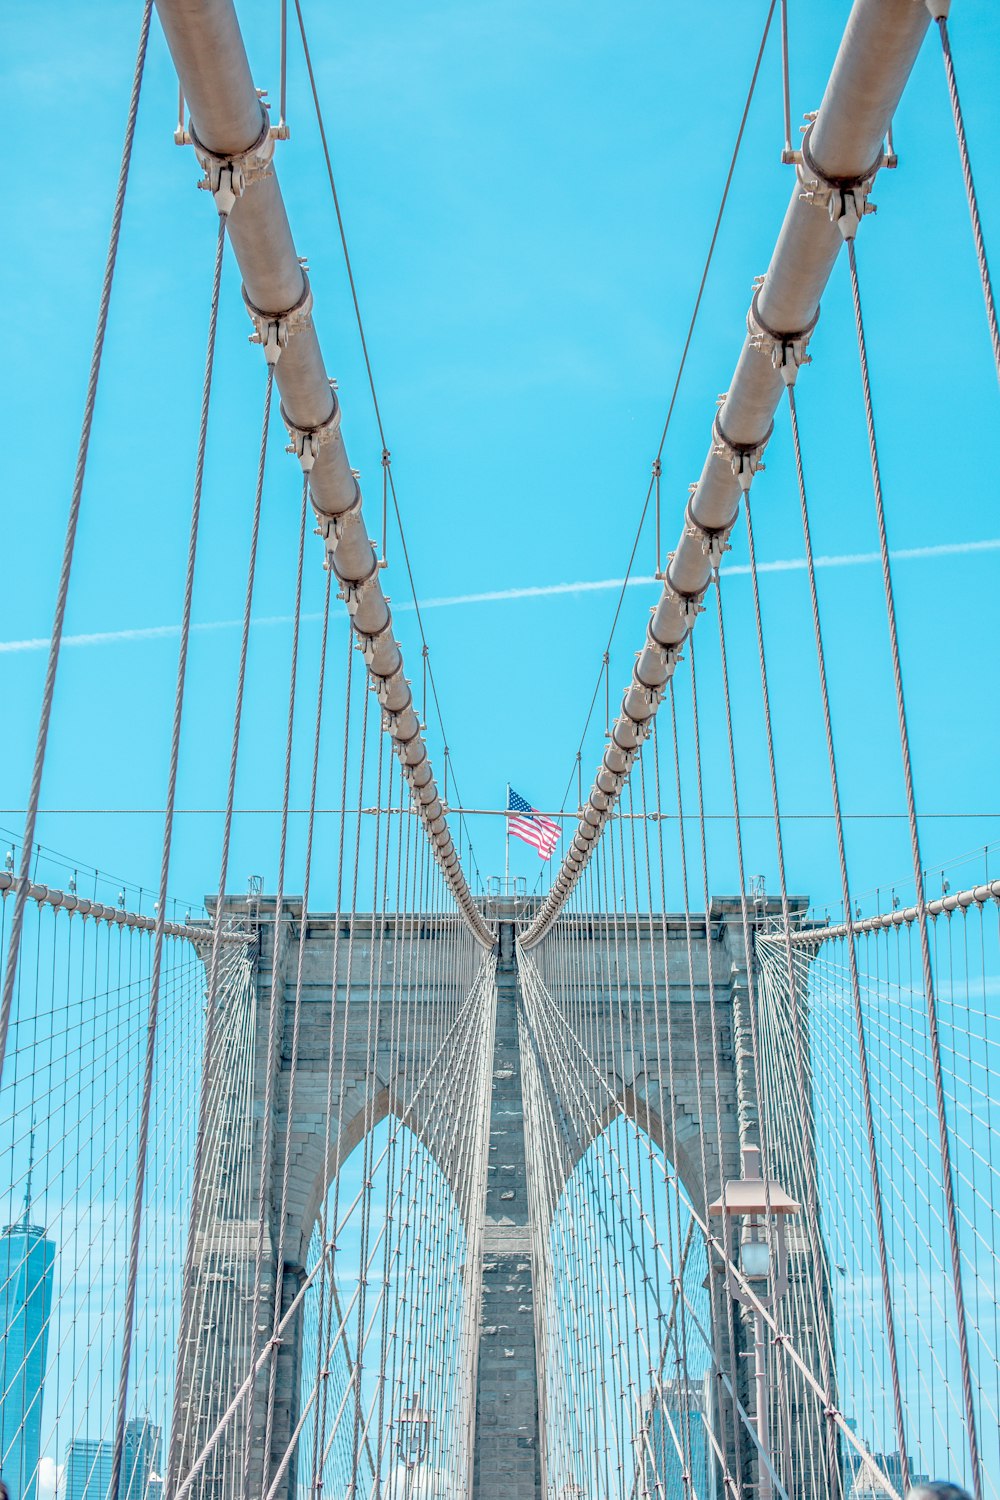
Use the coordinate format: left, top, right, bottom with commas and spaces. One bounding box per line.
780, 0, 793, 160
688, 635, 751, 1495
847, 237, 982, 1500
0, 0, 152, 1084
931, 10, 1000, 385
311, 629, 354, 1492
785, 381, 910, 1490
262, 566, 333, 1481
742, 490, 838, 1495
166, 366, 274, 1500
246, 477, 310, 1497
278, 0, 288, 137
110, 211, 228, 1500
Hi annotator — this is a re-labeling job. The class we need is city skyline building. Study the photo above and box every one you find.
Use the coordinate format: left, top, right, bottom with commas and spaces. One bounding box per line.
845, 1443, 928, 1500
0, 1140, 56, 1500
66, 1419, 162, 1500
634, 1375, 712, 1499
65, 1441, 113, 1500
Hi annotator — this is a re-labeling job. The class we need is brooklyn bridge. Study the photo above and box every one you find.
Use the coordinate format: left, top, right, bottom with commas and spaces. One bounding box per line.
1, 1, 998, 1497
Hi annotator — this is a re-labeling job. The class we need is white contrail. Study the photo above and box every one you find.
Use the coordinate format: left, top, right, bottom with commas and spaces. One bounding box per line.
0, 537, 996, 655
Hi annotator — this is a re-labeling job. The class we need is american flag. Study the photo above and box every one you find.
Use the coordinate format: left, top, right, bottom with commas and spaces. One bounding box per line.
506, 787, 561, 860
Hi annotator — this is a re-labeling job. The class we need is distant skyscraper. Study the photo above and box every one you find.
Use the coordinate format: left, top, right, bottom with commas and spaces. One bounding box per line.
65, 1441, 114, 1500
0, 1143, 56, 1500
634, 1375, 712, 1499
846, 1444, 928, 1500
66, 1420, 161, 1500
122, 1417, 161, 1500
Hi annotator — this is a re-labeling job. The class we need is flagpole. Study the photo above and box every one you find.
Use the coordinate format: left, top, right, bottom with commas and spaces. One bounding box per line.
505, 783, 510, 887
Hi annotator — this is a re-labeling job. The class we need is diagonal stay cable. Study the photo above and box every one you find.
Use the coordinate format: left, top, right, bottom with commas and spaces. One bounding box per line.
0, 0, 153, 1084
932, 12, 1000, 385
291, 0, 483, 889
164, 365, 274, 1500
557, 0, 779, 814
109, 210, 228, 1500
848, 234, 983, 1500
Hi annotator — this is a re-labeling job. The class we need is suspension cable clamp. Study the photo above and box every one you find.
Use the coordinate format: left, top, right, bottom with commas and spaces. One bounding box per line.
242, 274, 313, 366
712, 412, 771, 493
797, 119, 883, 241
631, 670, 665, 714
683, 502, 732, 567
316, 485, 363, 551
382, 708, 418, 743
190, 108, 274, 217
281, 393, 343, 474
747, 282, 820, 386
632, 713, 655, 746
660, 570, 704, 630
357, 620, 397, 670
335, 563, 382, 621
371, 669, 408, 713
645, 625, 683, 677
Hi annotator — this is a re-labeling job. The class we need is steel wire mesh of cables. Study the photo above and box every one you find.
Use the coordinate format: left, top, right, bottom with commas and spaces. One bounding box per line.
0, 802, 497, 1500
0, 843, 253, 1500
520, 705, 975, 1500
756, 855, 1000, 1500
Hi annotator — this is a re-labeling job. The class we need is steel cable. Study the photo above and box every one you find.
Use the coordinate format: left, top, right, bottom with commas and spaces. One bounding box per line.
847, 235, 983, 1500
784, 379, 911, 1488
109, 210, 228, 1500
166, 364, 274, 1500
0, 0, 153, 1085
934, 15, 1000, 385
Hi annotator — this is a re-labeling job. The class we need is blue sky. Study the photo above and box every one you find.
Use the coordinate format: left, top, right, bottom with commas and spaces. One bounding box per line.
2, 0, 999, 918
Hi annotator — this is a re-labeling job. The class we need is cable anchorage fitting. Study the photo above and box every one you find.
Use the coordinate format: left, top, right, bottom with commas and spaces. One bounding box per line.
747, 280, 820, 386
797, 119, 883, 242
645, 621, 684, 679
683, 501, 732, 568
243, 274, 313, 366
712, 408, 772, 493
658, 565, 704, 631
315, 483, 363, 553
190, 108, 275, 217
281, 390, 343, 474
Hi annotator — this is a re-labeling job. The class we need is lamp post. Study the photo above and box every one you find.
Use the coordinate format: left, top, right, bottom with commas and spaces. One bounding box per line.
397, 1394, 432, 1499
710, 1146, 800, 1500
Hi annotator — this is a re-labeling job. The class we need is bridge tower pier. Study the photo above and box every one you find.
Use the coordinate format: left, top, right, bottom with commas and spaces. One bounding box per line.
471, 918, 542, 1498
172, 897, 829, 1500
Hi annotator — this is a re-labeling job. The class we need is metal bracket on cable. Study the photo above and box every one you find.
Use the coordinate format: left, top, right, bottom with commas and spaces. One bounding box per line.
630, 707, 657, 742
659, 564, 705, 629
372, 676, 412, 722
644, 625, 684, 679
712, 410, 772, 493
797, 119, 883, 241
242, 274, 313, 366
357, 619, 397, 670
190, 108, 275, 216
315, 484, 363, 553
382, 707, 418, 743
335, 561, 382, 618
747, 280, 820, 386
281, 391, 343, 474
683, 502, 732, 568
